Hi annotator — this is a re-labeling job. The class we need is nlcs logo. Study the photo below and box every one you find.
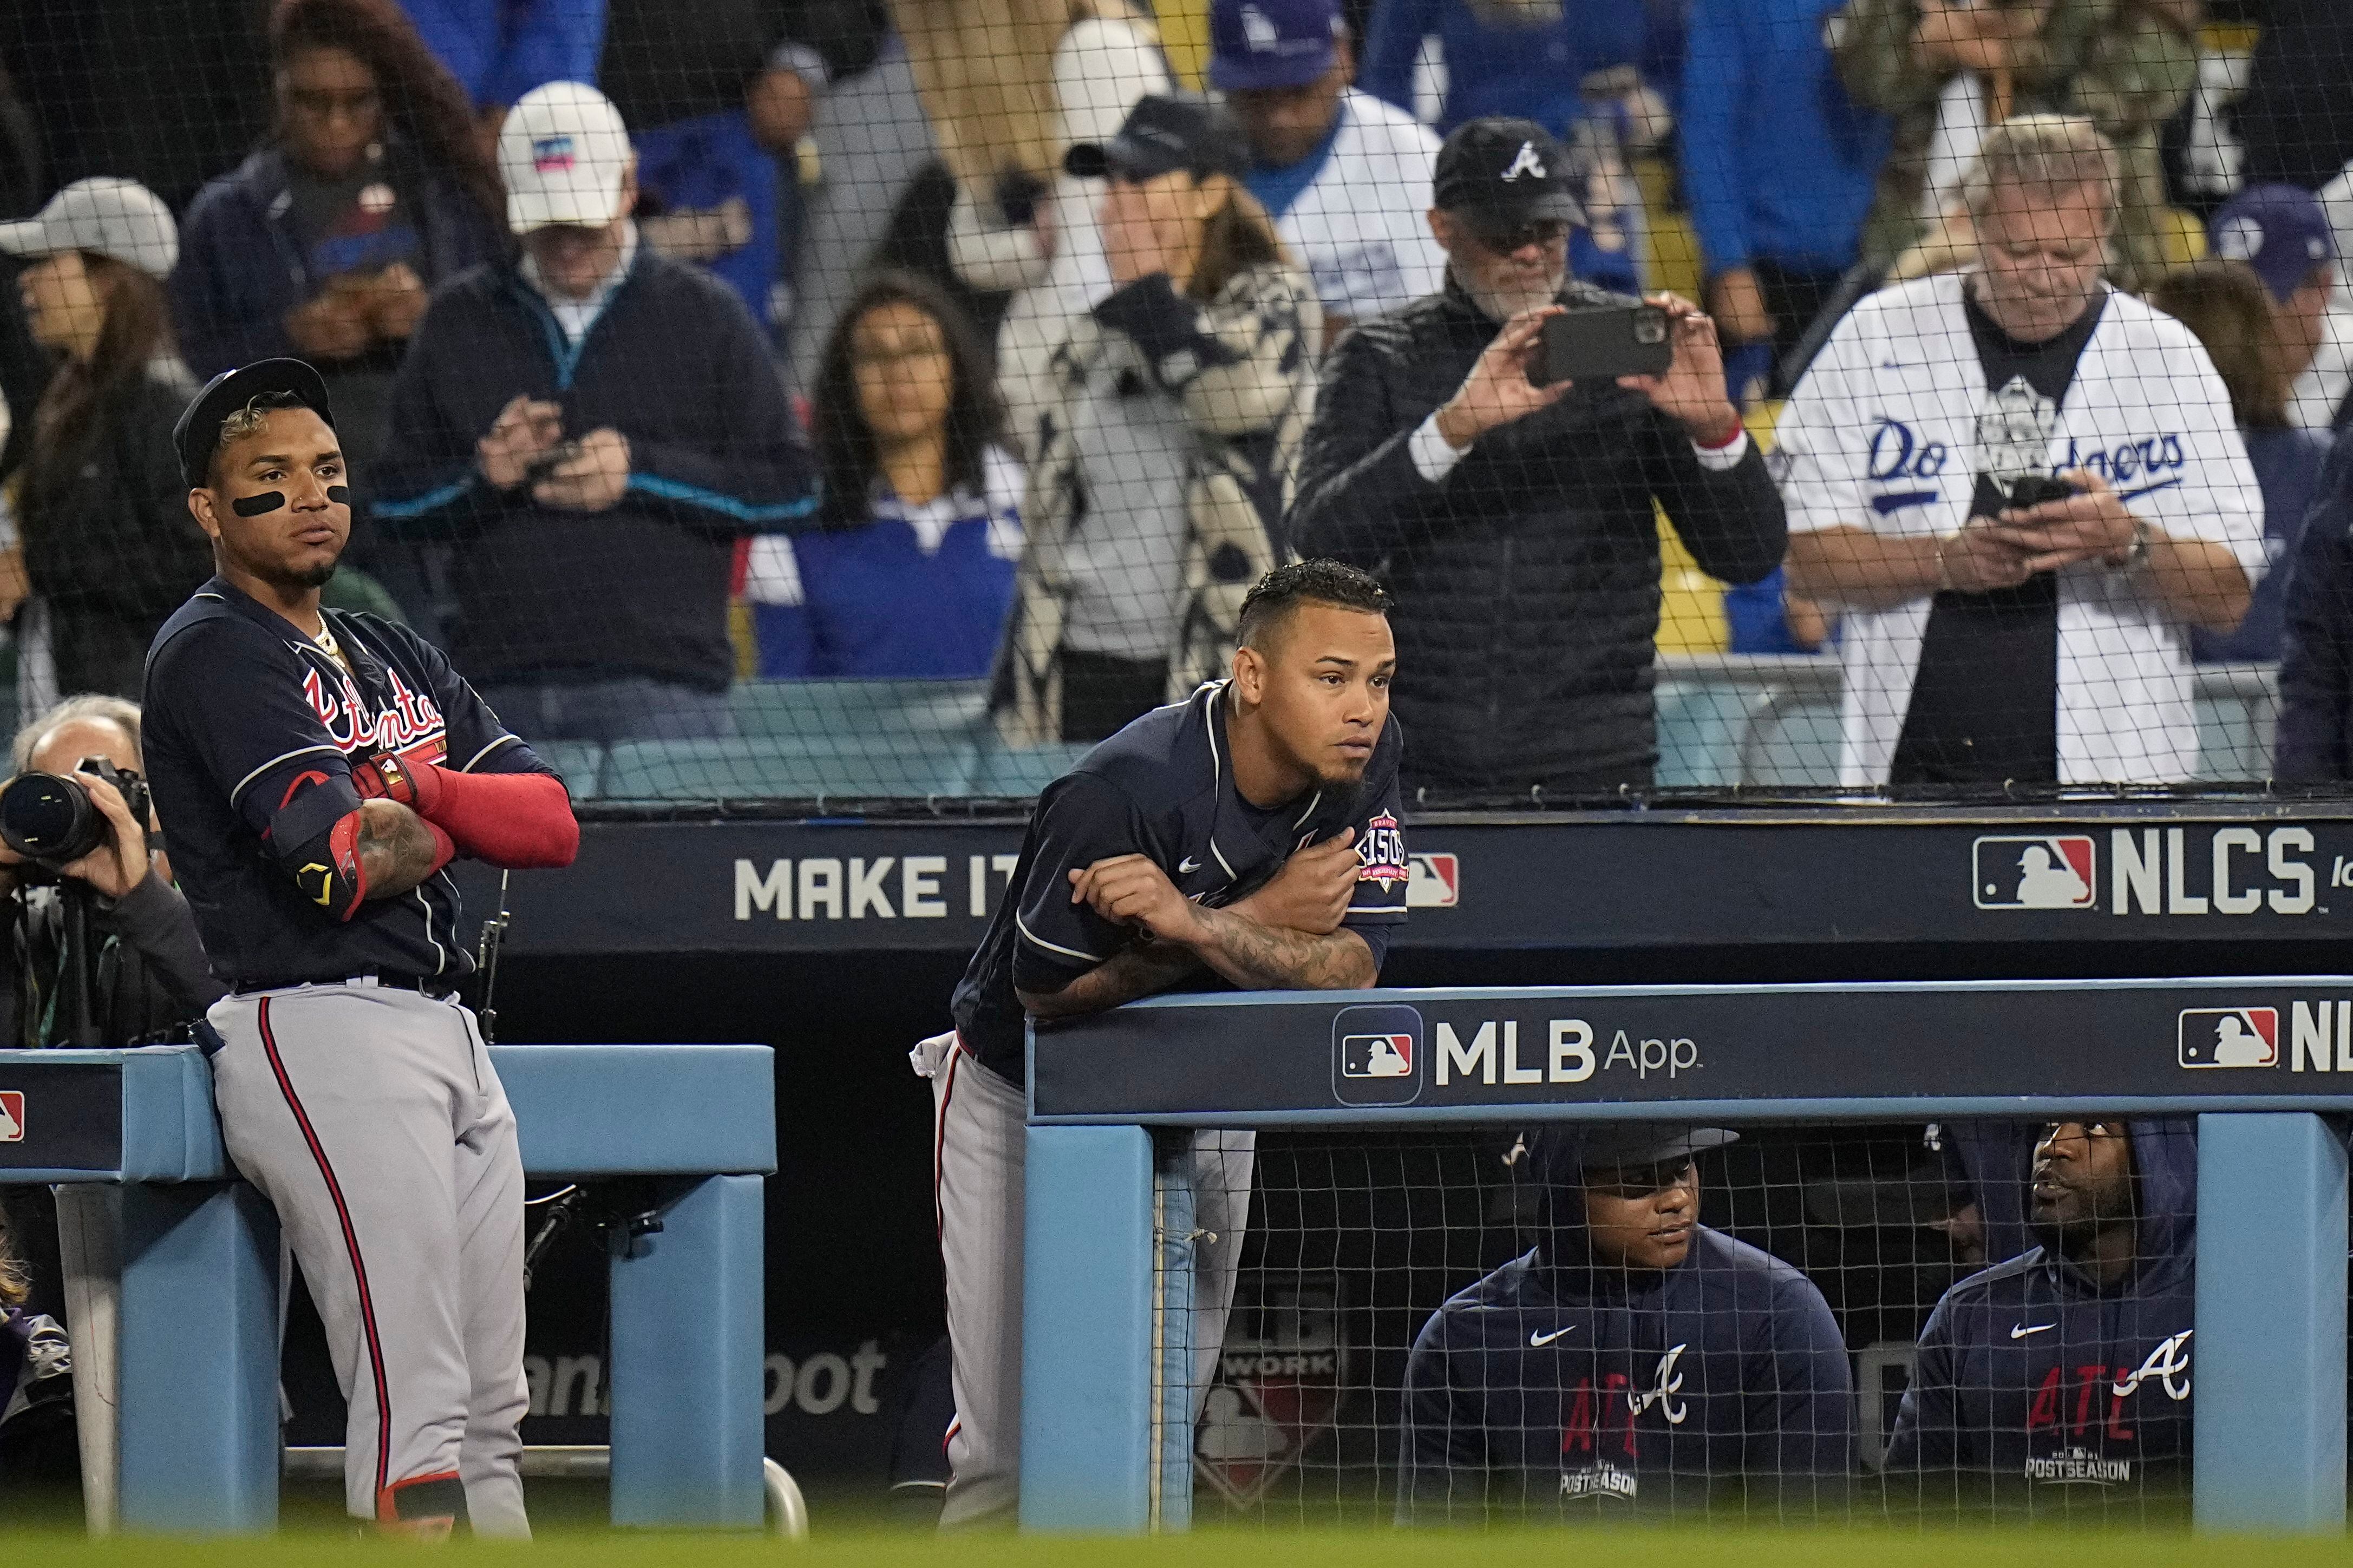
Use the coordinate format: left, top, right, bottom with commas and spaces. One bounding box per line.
1975, 836, 2096, 909
1332, 1003, 1422, 1106
2178, 1007, 2278, 1068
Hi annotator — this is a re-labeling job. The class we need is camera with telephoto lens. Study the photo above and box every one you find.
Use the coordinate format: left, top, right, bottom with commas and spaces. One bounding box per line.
0, 758, 153, 870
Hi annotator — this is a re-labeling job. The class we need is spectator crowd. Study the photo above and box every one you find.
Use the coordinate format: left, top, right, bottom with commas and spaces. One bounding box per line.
0, 0, 2335, 784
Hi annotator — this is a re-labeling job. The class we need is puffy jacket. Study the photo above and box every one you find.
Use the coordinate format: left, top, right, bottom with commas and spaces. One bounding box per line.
1888, 1119, 2197, 1485
1288, 277, 1787, 795
1397, 1227, 1853, 1520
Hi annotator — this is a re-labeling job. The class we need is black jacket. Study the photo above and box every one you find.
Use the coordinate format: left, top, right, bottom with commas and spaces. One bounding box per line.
1288, 279, 1787, 793
18, 362, 214, 698
372, 246, 818, 691
0, 872, 226, 1048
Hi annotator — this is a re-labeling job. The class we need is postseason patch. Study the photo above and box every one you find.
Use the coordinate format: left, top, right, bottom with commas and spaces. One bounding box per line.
1357, 812, 1407, 891
1560, 1461, 1639, 1502
2024, 1446, 2131, 1486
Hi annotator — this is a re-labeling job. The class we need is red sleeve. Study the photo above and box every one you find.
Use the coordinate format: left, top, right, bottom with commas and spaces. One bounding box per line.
405, 764, 579, 869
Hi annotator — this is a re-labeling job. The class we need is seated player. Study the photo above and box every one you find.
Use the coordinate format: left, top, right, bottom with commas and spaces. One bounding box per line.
1886, 1120, 2196, 1493
1397, 1125, 1853, 1520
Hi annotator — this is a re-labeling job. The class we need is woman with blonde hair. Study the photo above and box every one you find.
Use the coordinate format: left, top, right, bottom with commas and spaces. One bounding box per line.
995, 94, 1321, 742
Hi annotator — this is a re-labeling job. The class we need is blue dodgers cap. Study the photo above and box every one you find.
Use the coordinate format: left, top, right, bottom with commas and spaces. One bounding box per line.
1208, 0, 1344, 92
2209, 182, 2337, 304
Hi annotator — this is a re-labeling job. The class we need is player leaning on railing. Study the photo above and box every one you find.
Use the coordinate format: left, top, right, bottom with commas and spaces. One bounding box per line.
915, 560, 1408, 1527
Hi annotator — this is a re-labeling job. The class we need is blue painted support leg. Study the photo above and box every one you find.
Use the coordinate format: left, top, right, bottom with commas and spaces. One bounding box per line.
1154, 1142, 1197, 1532
117, 1181, 279, 1533
608, 1174, 766, 1528
2194, 1112, 2347, 1532
1019, 1124, 1154, 1533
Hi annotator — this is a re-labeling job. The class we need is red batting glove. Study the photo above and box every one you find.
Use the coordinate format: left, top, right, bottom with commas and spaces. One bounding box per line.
349, 752, 444, 813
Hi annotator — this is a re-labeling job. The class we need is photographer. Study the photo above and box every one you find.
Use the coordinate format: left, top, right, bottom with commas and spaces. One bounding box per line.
0, 695, 225, 1048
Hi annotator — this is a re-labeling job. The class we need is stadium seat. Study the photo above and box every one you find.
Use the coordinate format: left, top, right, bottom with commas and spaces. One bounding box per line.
2192, 664, 2279, 782
535, 740, 606, 802
1737, 685, 1844, 787
1653, 683, 1746, 786
968, 742, 1095, 798
727, 679, 990, 745
600, 737, 980, 801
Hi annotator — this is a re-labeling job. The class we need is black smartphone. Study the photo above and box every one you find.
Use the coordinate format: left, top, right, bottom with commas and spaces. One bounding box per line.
1532, 304, 1675, 386
2004, 474, 2079, 510
524, 439, 582, 484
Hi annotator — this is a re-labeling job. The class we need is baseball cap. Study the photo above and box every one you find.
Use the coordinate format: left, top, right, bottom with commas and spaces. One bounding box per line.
174, 359, 337, 489
1208, 0, 1344, 93
1433, 117, 1582, 227
2208, 183, 2336, 304
1527, 1124, 1739, 1186
499, 81, 633, 235
0, 177, 179, 280
1064, 94, 1249, 184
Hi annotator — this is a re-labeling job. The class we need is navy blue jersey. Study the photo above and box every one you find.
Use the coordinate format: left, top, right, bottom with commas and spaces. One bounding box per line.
143, 576, 557, 989
1887, 1120, 2197, 1491
1397, 1228, 1853, 1520
950, 682, 1407, 1084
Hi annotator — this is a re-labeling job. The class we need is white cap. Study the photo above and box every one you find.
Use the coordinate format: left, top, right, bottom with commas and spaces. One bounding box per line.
0, 177, 179, 279
498, 82, 633, 235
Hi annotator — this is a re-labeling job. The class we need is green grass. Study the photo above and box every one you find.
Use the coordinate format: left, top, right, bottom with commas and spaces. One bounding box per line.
1, 1523, 2348, 1567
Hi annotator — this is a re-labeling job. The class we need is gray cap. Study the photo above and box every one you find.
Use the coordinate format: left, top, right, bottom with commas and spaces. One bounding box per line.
0, 178, 179, 280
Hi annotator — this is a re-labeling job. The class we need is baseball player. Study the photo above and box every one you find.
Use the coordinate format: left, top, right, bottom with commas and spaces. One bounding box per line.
1398, 1126, 1852, 1520
140, 359, 580, 1537
919, 559, 1408, 1526
1886, 1120, 2196, 1495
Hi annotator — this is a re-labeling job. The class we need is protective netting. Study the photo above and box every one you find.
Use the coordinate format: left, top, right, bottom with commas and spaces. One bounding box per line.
1164, 1121, 2202, 1527
0, 0, 2341, 805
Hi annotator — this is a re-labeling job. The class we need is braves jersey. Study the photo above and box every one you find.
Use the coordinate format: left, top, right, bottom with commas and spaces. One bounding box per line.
1887, 1120, 2197, 1491
1397, 1230, 1853, 1520
143, 576, 555, 989
1773, 272, 2265, 784
950, 681, 1407, 1085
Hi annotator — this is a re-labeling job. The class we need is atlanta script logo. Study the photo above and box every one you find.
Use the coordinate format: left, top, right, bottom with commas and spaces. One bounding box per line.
302, 663, 447, 760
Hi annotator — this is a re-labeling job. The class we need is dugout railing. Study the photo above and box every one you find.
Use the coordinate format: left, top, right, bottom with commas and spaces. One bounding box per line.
1018, 980, 2352, 1535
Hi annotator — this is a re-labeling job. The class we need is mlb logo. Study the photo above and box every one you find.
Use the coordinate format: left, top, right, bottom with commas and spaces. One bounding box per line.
0, 1091, 21, 1143
2178, 1007, 2279, 1069
1407, 852, 1459, 908
531, 135, 577, 174
1973, 835, 2096, 909
1332, 1003, 1422, 1106
1341, 1034, 1413, 1078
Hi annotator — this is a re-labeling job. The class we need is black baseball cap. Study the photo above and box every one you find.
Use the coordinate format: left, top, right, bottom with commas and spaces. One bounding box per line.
1433, 117, 1583, 227
1065, 93, 1249, 183
175, 358, 337, 489
1527, 1124, 1739, 1186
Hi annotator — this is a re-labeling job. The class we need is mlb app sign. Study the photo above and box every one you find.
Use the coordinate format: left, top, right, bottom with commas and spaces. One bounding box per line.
1974, 835, 2096, 909
2178, 1007, 2278, 1069
1333, 1003, 1423, 1107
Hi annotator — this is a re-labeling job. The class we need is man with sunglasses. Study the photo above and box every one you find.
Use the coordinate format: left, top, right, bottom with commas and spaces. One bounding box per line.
1291, 117, 1786, 798
1397, 1125, 1852, 1520
1887, 1119, 2197, 1497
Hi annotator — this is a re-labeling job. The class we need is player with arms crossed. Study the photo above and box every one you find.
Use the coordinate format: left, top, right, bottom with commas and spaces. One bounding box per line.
920, 559, 1408, 1526
141, 359, 580, 1537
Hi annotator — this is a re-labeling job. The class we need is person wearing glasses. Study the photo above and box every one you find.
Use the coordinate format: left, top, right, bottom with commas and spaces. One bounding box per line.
1887, 1118, 2197, 1498
1289, 118, 1785, 797
1397, 1125, 1852, 1520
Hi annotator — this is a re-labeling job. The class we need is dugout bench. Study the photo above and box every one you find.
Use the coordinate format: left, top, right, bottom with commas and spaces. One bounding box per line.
0, 1041, 774, 1534
1021, 979, 2353, 1536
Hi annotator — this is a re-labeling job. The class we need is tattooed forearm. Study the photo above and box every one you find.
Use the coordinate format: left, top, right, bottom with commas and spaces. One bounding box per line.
1019, 940, 1202, 1020
354, 799, 445, 901
1186, 907, 1374, 992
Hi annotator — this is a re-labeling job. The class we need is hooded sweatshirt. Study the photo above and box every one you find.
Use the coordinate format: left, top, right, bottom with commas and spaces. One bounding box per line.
1397, 1224, 1853, 1520
1886, 1119, 2197, 1491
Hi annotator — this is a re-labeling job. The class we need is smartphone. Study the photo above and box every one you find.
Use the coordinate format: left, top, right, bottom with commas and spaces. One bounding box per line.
1532, 304, 1675, 386
2004, 474, 2079, 510
524, 439, 582, 484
